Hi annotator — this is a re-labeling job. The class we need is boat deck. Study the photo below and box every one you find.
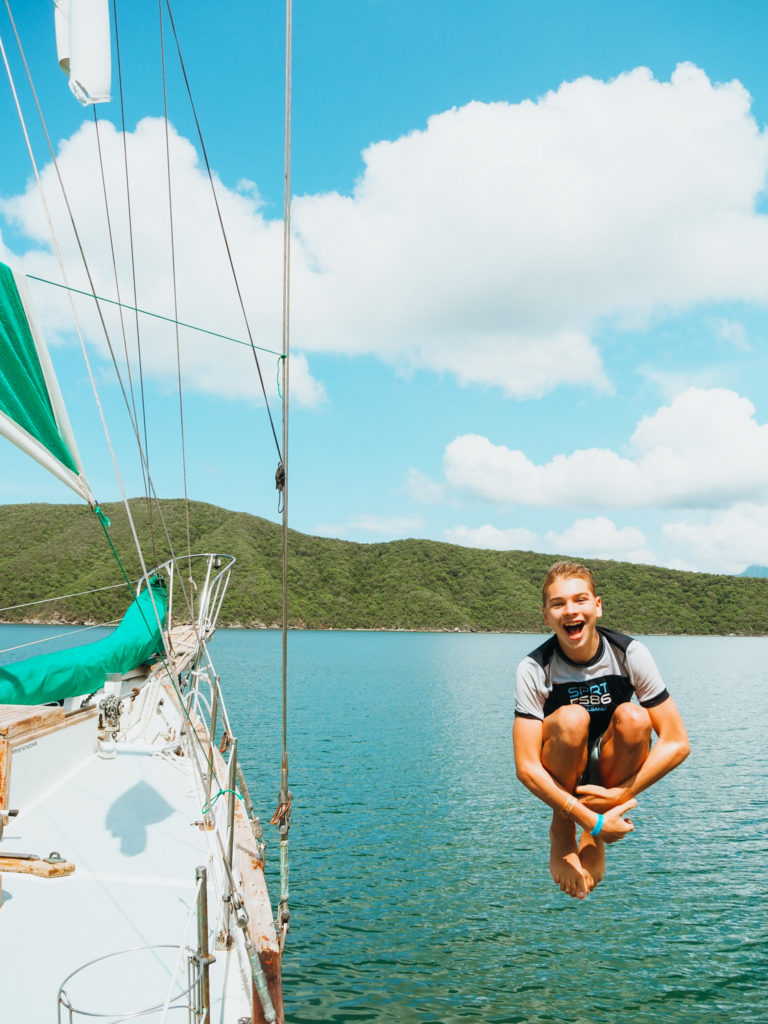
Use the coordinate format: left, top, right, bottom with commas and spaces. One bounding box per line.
2, 744, 252, 1021
0, 697, 254, 1022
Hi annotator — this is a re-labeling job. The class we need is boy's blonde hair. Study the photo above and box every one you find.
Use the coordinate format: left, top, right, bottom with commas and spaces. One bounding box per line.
541, 561, 596, 605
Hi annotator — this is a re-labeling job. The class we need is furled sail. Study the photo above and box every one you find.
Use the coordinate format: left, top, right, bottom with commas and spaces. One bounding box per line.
0, 577, 168, 705
54, 0, 111, 105
0, 261, 96, 505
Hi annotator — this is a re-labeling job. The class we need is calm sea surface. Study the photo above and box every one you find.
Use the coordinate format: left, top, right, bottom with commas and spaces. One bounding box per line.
214, 630, 768, 1024
2, 627, 767, 1022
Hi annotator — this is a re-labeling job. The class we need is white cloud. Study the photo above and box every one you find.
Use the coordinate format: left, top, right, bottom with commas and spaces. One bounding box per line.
544, 517, 655, 564
443, 524, 539, 550
711, 317, 750, 351
406, 468, 449, 504
662, 503, 768, 574
1, 118, 324, 408
292, 63, 768, 395
314, 514, 424, 540
443, 517, 654, 563
638, 364, 729, 400
4, 64, 768, 404
441, 387, 768, 510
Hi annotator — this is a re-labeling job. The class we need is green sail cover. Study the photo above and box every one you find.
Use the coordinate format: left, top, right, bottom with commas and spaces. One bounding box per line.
0, 578, 168, 705
0, 262, 77, 471
0, 261, 94, 504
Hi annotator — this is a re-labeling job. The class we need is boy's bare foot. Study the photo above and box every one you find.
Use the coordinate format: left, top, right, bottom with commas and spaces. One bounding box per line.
549, 815, 588, 899
578, 830, 605, 892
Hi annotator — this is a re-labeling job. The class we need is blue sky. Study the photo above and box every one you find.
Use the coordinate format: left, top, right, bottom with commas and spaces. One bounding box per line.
3, 1, 768, 574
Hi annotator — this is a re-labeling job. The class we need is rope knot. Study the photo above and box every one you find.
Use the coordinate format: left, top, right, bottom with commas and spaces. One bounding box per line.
94, 505, 111, 528
201, 787, 242, 815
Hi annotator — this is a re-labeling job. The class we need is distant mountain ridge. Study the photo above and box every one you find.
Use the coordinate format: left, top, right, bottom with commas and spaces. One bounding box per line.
1, 500, 768, 635
740, 565, 768, 578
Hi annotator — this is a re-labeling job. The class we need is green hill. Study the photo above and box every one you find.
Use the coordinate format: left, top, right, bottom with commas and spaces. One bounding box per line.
0, 499, 765, 634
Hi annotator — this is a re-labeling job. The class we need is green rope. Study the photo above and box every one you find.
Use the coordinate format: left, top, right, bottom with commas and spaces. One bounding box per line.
202, 787, 243, 815
94, 506, 140, 603
94, 505, 111, 528
277, 353, 287, 399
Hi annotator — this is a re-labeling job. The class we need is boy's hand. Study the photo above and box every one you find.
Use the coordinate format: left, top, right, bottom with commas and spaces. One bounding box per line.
599, 798, 637, 844
575, 783, 632, 812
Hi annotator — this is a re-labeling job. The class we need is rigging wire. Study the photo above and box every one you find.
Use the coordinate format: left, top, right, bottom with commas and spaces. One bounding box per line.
25, 275, 283, 357
111, 0, 160, 567
0, 13, 241, 818
1, 4, 240, 836
2, 6, 285, 998
158, 0, 193, 595
163, 0, 283, 463
91, 106, 151, 516
1, 5, 271, 664
100, 3, 274, 814
3, 0, 256, 690
0, 621, 121, 656
0, 580, 131, 615
0, 1, 175, 664
2, 1, 209, 645
274, 0, 294, 954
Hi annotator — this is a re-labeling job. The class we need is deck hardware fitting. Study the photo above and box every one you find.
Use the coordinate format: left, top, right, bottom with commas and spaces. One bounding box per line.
0, 808, 19, 840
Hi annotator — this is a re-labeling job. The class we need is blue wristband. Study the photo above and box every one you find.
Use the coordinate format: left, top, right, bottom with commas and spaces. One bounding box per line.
591, 814, 604, 837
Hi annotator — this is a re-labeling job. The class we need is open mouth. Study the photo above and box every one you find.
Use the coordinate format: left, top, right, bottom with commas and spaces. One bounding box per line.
563, 622, 584, 639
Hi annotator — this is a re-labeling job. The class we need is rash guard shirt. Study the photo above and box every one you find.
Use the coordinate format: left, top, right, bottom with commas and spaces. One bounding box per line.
515, 626, 670, 742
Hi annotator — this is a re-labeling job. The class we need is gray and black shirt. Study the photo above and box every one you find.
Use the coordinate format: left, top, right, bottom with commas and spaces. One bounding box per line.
515, 627, 670, 742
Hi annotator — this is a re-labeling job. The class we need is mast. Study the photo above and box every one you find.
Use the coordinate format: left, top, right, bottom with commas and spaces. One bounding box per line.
275, 0, 294, 955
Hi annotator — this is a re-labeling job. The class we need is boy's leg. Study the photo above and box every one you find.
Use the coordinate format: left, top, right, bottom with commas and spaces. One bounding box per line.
598, 702, 652, 787
577, 704, 651, 891
541, 705, 591, 899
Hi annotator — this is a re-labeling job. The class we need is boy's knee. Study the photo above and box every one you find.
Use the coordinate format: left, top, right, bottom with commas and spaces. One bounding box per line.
547, 704, 590, 747
612, 702, 652, 743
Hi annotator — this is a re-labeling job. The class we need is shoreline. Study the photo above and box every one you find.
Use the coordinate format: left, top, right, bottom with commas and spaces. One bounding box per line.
0, 619, 762, 638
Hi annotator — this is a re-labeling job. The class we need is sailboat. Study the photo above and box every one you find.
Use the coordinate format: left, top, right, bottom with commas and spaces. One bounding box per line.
0, 2, 291, 1021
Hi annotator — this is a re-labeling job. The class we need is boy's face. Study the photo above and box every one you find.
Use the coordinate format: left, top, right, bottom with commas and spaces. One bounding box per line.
542, 575, 602, 662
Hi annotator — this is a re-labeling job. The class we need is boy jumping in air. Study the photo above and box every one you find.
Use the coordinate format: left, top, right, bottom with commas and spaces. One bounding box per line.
513, 561, 690, 900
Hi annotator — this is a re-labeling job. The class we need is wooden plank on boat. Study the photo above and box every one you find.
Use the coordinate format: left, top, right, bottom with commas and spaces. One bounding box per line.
141, 624, 211, 696
0, 704, 63, 738
0, 735, 10, 809
8, 704, 98, 749
0, 855, 75, 877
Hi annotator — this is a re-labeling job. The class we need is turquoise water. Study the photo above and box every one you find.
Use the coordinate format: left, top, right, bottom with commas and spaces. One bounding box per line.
2, 626, 766, 1021
213, 630, 768, 1024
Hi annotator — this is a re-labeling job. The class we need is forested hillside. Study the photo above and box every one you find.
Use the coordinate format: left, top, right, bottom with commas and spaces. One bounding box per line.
0, 500, 766, 634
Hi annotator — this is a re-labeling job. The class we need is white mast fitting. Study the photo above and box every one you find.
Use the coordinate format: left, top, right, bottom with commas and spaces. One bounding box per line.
54, 0, 111, 106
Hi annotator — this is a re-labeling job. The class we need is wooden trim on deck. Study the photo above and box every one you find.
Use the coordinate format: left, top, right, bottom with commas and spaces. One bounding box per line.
0, 704, 64, 739
0, 855, 75, 877
0, 735, 10, 811
7, 705, 98, 750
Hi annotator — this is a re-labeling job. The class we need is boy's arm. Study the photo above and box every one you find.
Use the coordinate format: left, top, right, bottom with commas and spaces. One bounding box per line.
576, 697, 690, 809
513, 716, 636, 841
